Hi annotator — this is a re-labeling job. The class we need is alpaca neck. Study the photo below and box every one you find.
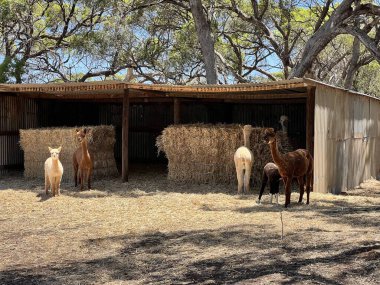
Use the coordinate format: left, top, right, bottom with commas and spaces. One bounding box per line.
81, 139, 90, 159
269, 139, 285, 168
243, 131, 251, 148
281, 125, 288, 133
51, 158, 59, 169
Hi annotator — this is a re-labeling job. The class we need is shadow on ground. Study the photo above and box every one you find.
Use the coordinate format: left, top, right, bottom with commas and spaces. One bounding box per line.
0, 224, 379, 285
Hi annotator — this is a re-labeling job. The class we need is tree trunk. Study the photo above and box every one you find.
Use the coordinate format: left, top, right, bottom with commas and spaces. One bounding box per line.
344, 37, 360, 89
189, 0, 217, 84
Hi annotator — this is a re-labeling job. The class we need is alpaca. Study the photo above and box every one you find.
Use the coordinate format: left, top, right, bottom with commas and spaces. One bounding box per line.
257, 162, 281, 204
44, 146, 64, 196
279, 115, 289, 133
73, 128, 93, 190
263, 128, 313, 208
234, 125, 254, 194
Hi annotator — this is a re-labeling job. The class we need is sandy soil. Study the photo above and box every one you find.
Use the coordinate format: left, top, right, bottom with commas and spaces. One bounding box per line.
0, 166, 379, 284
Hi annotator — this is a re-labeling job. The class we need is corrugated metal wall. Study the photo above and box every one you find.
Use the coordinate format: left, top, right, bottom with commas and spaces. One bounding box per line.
99, 103, 173, 163
314, 85, 380, 193
181, 102, 306, 149
0, 95, 38, 174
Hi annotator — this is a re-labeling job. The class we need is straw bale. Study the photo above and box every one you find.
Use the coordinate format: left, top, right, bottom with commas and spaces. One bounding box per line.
19, 125, 118, 182
156, 124, 294, 186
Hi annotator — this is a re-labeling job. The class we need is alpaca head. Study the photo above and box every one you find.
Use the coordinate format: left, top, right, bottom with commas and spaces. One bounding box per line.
48, 146, 62, 161
76, 128, 92, 143
243, 124, 253, 136
263, 128, 276, 144
279, 115, 289, 133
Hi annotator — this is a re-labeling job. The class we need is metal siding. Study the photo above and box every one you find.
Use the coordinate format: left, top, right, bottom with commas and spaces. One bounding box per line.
0, 96, 38, 172
99, 103, 172, 163
314, 85, 380, 193
232, 102, 306, 148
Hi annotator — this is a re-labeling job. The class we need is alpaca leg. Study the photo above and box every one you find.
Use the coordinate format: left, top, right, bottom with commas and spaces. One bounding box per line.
297, 176, 305, 203
235, 165, 244, 194
275, 193, 279, 205
80, 171, 84, 191
88, 169, 92, 190
270, 194, 273, 203
74, 161, 78, 187
257, 170, 268, 202
51, 177, 56, 196
57, 177, 61, 196
282, 176, 288, 188
306, 173, 312, 204
285, 177, 292, 208
45, 173, 50, 195
244, 164, 252, 193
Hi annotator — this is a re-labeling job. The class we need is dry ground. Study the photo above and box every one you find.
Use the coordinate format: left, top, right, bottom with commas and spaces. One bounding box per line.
0, 165, 379, 285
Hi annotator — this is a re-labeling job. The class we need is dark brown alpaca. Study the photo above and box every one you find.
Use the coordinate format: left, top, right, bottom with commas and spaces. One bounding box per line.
263, 128, 313, 208
73, 128, 93, 190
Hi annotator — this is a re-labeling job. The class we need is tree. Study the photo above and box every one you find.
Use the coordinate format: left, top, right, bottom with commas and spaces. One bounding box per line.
189, 0, 217, 84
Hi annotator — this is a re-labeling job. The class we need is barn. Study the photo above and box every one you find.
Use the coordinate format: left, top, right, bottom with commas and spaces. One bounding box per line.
0, 78, 379, 194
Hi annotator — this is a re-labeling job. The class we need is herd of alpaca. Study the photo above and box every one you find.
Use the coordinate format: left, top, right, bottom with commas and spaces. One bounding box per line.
234, 117, 314, 208
44, 128, 93, 196
44, 120, 312, 207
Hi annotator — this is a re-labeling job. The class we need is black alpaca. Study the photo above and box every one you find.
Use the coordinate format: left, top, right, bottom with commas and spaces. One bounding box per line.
257, 163, 281, 204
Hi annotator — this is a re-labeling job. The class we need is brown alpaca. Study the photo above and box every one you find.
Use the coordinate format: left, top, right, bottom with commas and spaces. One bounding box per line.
263, 128, 313, 208
73, 128, 93, 190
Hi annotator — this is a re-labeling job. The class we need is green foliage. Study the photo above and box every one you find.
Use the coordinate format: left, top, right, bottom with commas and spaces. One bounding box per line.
355, 62, 380, 97
0, 56, 11, 83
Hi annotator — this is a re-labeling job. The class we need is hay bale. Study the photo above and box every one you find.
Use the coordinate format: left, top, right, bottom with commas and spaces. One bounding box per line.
19, 125, 118, 182
156, 124, 293, 187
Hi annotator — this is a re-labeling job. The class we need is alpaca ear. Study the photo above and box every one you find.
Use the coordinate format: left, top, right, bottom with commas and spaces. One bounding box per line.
57, 146, 62, 152
48, 147, 52, 152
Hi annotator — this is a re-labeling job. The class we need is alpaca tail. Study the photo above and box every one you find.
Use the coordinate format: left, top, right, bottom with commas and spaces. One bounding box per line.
258, 170, 268, 201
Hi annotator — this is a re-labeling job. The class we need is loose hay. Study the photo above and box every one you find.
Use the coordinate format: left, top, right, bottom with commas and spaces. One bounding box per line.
0, 170, 379, 285
19, 125, 118, 182
156, 124, 292, 186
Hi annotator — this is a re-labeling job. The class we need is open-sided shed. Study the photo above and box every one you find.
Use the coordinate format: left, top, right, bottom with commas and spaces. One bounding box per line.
0, 78, 379, 193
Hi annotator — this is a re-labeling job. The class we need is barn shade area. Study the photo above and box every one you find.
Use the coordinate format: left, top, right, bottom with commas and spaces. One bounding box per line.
1, 78, 379, 193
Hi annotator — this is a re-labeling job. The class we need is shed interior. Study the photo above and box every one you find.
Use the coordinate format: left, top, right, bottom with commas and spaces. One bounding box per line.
0, 79, 311, 179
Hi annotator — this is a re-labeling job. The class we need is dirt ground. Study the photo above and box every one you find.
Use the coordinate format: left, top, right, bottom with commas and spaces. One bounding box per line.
0, 165, 379, 285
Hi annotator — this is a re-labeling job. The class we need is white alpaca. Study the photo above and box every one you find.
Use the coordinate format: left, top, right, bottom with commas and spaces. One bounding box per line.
234, 125, 254, 194
45, 146, 64, 196
279, 115, 289, 133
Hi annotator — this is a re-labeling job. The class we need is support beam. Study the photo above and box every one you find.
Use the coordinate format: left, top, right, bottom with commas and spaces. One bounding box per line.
306, 86, 316, 155
122, 89, 130, 182
174, 98, 181, 124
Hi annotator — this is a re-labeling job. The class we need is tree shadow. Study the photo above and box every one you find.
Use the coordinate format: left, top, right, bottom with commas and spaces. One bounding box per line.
0, 225, 378, 285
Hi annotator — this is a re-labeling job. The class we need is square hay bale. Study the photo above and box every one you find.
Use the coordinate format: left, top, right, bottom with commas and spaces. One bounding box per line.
156, 124, 291, 187
19, 125, 119, 182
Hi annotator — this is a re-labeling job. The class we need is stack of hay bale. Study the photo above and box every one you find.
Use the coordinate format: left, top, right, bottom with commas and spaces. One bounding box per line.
20, 125, 118, 182
156, 124, 292, 186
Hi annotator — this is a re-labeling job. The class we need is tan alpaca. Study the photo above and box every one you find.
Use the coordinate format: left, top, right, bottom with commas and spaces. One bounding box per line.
234, 125, 254, 194
73, 128, 93, 190
45, 146, 64, 196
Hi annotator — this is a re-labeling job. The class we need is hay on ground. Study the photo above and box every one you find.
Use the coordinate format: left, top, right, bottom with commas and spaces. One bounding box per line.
19, 125, 118, 182
156, 124, 293, 186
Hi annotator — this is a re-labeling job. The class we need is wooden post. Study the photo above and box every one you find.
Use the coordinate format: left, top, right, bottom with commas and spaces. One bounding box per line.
306, 86, 316, 155
174, 98, 181, 124
122, 89, 130, 182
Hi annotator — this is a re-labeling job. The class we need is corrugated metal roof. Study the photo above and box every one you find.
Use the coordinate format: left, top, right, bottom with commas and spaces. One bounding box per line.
0, 79, 308, 100
0, 78, 378, 101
